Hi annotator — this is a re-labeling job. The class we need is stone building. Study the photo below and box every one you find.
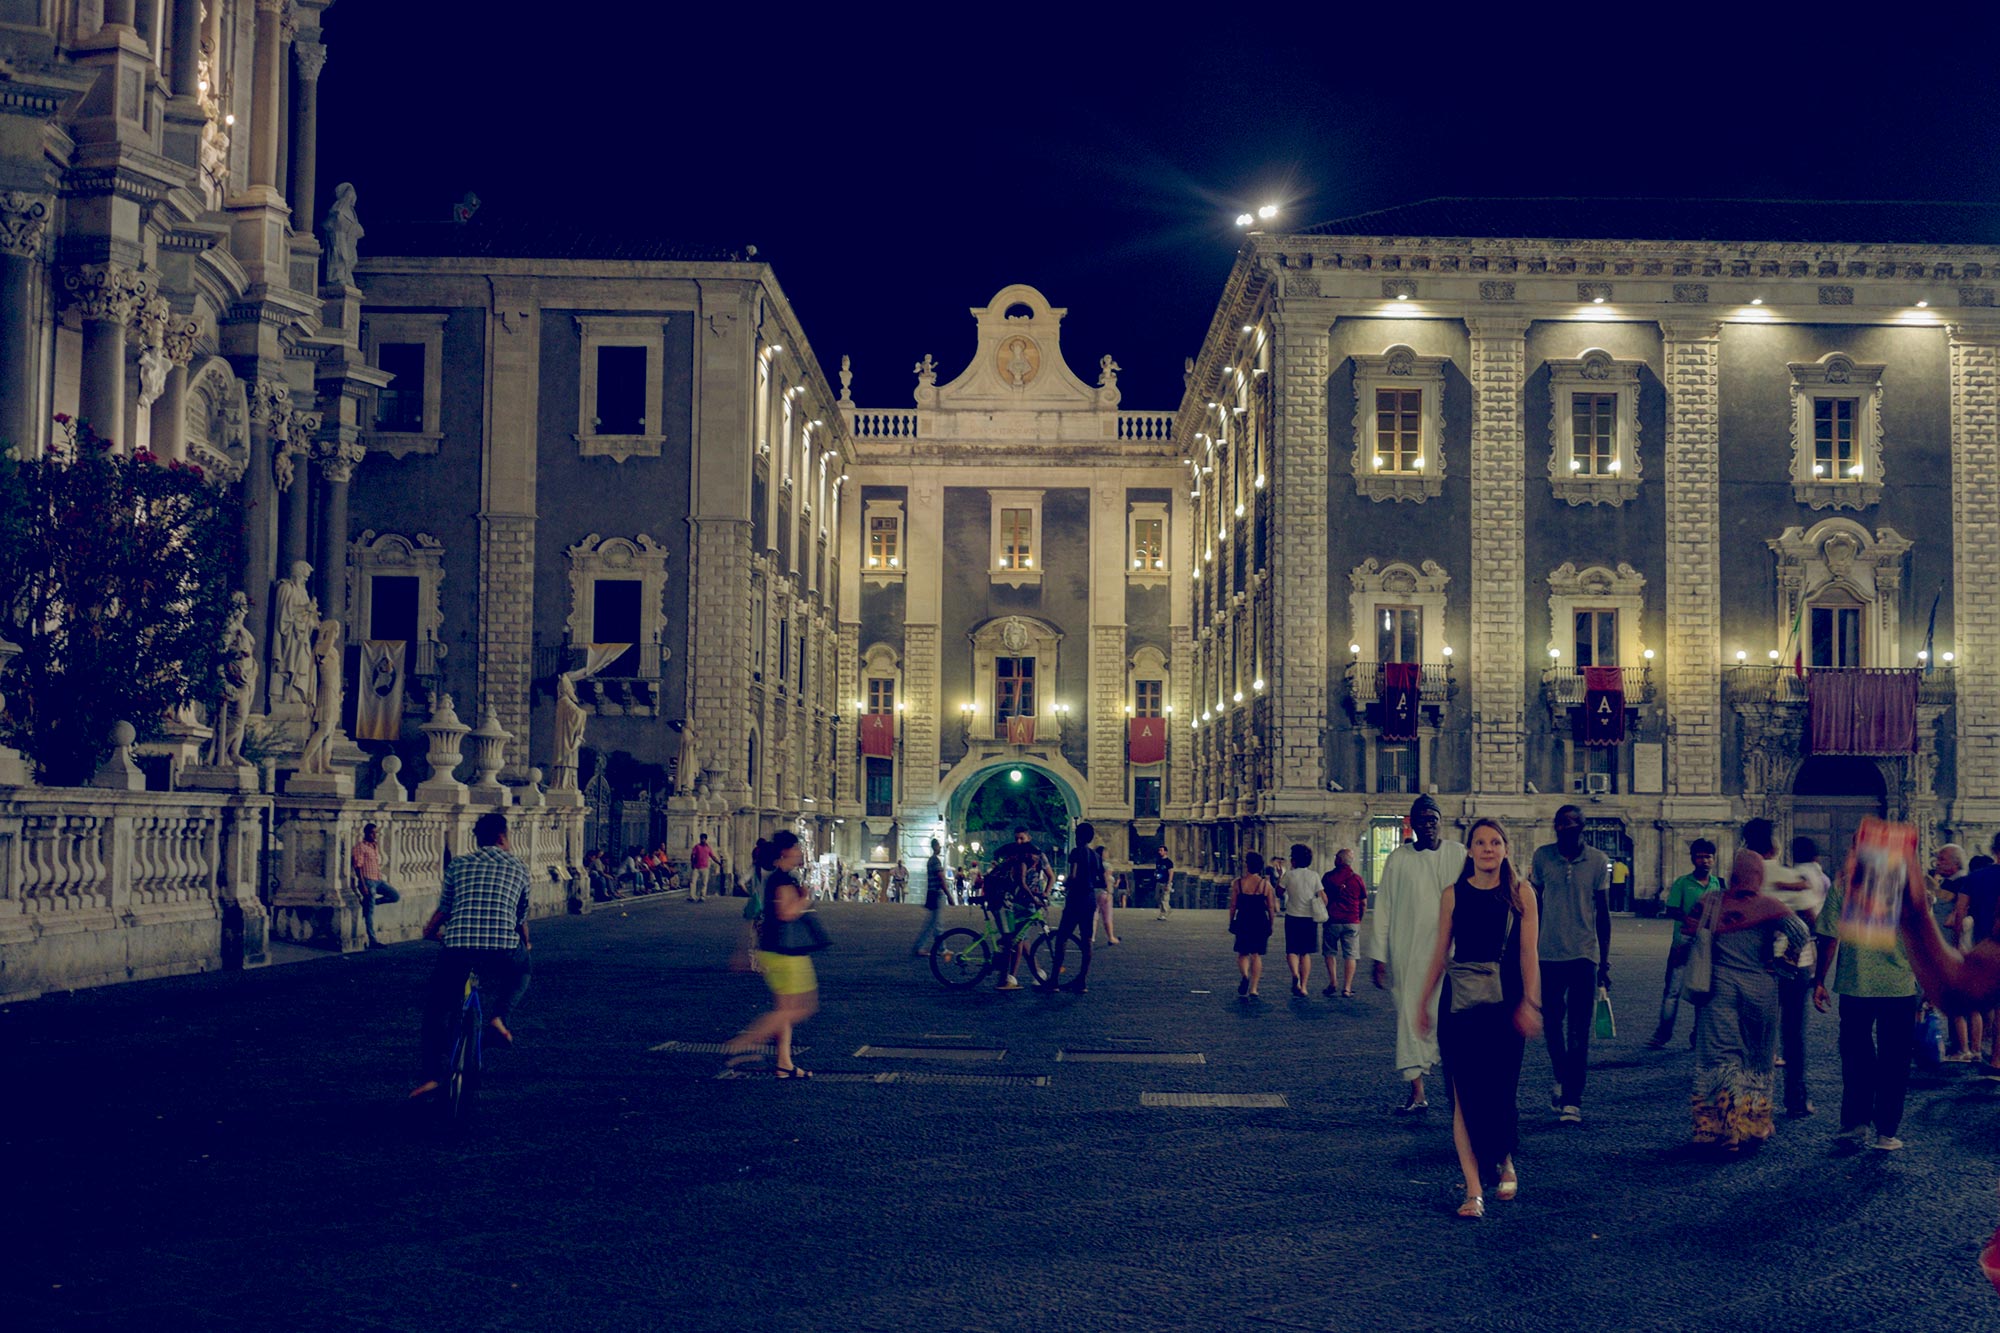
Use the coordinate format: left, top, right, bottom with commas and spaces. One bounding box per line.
836, 285, 1184, 877
1174, 198, 2000, 901
347, 224, 855, 875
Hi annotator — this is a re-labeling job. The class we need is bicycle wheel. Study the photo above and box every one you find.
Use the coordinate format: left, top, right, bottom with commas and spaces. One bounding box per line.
1032, 928, 1080, 980
929, 928, 992, 989
443, 987, 482, 1125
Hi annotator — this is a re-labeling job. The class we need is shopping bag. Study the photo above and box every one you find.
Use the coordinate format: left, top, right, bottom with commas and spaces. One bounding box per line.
1914, 1005, 1947, 1069
1593, 985, 1616, 1040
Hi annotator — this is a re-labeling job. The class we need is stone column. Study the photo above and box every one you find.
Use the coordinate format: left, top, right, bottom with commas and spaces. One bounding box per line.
277, 441, 309, 574
1087, 478, 1126, 815
170, 0, 202, 98
1467, 315, 1530, 795
1660, 319, 1725, 799
1166, 483, 1194, 819
315, 436, 362, 622
289, 38, 325, 237
150, 319, 199, 462
63, 263, 149, 449
248, 0, 285, 190
1950, 323, 2000, 842
0, 194, 49, 454
1266, 311, 1330, 804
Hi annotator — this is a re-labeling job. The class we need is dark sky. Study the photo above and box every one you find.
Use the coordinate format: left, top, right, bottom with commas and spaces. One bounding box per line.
319, 10, 2000, 411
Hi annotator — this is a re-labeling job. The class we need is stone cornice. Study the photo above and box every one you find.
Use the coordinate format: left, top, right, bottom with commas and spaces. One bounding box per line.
1253, 232, 2000, 276
1176, 252, 1270, 449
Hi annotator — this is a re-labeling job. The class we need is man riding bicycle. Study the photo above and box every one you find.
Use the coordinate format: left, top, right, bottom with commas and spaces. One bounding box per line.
984, 827, 1052, 991
410, 811, 533, 1099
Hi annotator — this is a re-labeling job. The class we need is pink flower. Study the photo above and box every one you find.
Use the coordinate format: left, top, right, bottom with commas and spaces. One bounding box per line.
53, 413, 70, 425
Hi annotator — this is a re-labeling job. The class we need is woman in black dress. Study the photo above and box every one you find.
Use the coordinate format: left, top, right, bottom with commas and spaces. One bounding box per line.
1229, 851, 1279, 999
1415, 817, 1542, 1217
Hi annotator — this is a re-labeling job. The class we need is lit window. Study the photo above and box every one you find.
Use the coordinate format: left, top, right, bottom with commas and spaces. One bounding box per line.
999, 508, 1033, 569
868, 516, 900, 568
1375, 389, 1423, 473
1133, 518, 1164, 569
1547, 351, 1641, 505
1571, 394, 1617, 477
1814, 399, 1859, 479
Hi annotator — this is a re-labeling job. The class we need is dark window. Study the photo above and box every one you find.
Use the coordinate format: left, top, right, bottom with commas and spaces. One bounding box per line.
375, 343, 425, 432
865, 757, 894, 816
1134, 680, 1164, 718
751, 471, 768, 551
592, 579, 641, 676
1574, 609, 1617, 667
1377, 744, 1414, 793
595, 345, 647, 435
777, 619, 790, 686
1810, 603, 1864, 668
1377, 606, 1421, 664
996, 657, 1035, 721
368, 575, 418, 643
1133, 775, 1162, 819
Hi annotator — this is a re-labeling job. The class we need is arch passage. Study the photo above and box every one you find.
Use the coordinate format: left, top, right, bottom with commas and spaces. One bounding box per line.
943, 760, 1081, 858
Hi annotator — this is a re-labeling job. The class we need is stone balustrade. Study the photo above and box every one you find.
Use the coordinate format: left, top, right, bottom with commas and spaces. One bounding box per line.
1115, 411, 1174, 441
0, 786, 268, 1001
849, 409, 920, 440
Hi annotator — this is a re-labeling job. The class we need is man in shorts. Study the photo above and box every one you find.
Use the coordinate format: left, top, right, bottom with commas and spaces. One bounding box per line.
1320, 848, 1367, 997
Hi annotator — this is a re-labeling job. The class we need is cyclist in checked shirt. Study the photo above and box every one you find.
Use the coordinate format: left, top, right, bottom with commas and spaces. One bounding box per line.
409, 811, 534, 1100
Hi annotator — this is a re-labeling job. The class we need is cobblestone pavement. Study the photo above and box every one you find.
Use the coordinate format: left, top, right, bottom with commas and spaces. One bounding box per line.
4, 897, 1998, 1333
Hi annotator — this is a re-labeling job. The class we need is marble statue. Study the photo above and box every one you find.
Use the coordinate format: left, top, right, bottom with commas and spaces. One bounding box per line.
299, 617, 343, 775
1098, 354, 1121, 389
271, 560, 319, 706
552, 670, 586, 787
914, 354, 937, 388
321, 182, 363, 287
208, 592, 258, 766
136, 344, 170, 412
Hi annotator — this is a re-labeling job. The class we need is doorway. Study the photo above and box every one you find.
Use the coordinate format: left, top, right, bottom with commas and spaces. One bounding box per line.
1790, 756, 1888, 879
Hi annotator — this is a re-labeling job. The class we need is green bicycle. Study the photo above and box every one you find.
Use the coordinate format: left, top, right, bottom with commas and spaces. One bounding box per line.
928, 903, 1054, 989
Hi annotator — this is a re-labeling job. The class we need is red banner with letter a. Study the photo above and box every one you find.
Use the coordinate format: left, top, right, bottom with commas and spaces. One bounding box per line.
1581, 666, 1626, 748
1379, 662, 1420, 742
1128, 717, 1166, 765
859, 713, 895, 757
1006, 714, 1037, 745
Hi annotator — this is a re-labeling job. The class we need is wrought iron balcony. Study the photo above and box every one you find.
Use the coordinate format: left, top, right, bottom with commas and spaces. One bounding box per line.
1341, 661, 1456, 710
532, 642, 661, 715
1724, 664, 1954, 707
1540, 664, 1656, 712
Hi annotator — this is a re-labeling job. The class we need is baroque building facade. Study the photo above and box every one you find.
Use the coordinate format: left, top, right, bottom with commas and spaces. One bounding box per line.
346, 226, 854, 876
1173, 199, 2000, 902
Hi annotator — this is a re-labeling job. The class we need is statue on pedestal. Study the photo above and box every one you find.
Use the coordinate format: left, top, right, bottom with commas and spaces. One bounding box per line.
300, 618, 344, 775
552, 670, 586, 789
208, 592, 258, 767
321, 182, 363, 287
271, 560, 318, 706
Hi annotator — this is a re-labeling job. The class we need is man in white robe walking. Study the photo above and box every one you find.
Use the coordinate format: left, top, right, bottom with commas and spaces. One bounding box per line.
1365, 794, 1466, 1114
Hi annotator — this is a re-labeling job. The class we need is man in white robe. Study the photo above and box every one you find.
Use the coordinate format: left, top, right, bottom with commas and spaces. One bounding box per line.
1365, 794, 1466, 1114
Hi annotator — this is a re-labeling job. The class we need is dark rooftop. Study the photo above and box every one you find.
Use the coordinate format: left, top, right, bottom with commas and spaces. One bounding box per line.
1300, 197, 2000, 248
361, 218, 756, 264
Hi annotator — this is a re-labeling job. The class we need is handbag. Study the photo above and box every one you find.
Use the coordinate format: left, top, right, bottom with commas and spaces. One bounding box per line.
1311, 890, 1330, 924
1682, 893, 1720, 1003
1593, 985, 1616, 1039
776, 911, 832, 955
1447, 960, 1504, 1012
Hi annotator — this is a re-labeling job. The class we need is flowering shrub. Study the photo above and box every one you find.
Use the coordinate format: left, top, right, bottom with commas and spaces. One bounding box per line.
0, 417, 241, 785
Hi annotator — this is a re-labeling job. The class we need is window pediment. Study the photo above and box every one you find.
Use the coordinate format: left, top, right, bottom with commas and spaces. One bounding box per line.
1787, 352, 1886, 510
1768, 519, 1911, 668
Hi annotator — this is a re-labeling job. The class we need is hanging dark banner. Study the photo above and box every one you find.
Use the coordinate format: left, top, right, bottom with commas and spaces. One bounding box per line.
1582, 666, 1626, 748
1380, 662, 1420, 742
1128, 716, 1166, 765
859, 713, 895, 757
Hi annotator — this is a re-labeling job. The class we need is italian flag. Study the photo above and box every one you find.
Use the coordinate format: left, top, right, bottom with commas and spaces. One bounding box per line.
1783, 595, 1807, 678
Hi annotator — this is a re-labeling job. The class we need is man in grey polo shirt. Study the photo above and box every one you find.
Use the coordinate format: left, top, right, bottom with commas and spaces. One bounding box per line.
1531, 805, 1612, 1124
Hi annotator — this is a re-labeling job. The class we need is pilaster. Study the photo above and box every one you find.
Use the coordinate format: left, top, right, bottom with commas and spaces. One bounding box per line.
1467, 315, 1531, 794
1950, 322, 2000, 839
1267, 311, 1330, 797
476, 514, 535, 778
1661, 319, 1725, 797
1088, 479, 1126, 813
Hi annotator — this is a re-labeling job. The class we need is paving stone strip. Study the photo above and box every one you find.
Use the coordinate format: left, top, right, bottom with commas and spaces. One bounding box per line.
1140, 1092, 1287, 1108
852, 1044, 1006, 1061
649, 1039, 807, 1055
1057, 1048, 1206, 1064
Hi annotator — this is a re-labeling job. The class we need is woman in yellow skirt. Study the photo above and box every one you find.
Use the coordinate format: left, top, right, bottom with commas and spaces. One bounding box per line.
726, 831, 818, 1077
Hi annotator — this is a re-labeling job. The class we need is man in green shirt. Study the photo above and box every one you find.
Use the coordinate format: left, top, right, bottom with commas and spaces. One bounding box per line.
1813, 874, 1919, 1151
1646, 838, 1718, 1049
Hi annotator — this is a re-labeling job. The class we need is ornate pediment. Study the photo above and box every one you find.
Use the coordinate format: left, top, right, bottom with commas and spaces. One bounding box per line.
924, 284, 1100, 411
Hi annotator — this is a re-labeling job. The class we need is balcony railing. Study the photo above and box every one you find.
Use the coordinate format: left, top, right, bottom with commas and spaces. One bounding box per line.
1725, 664, 1954, 706
1342, 661, 1456, 708
1116, 411, 1174, 442
533, 643, 661, 715
849, 409, 920, 440
1540, 664, 1656, 710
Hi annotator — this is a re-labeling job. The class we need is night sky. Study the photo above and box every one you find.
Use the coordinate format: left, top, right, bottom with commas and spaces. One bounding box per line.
318, 11, 2000, 411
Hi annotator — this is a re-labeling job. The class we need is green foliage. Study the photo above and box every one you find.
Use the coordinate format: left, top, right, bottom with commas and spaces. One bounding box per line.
963, 767, 1072, 854
0, 417, 242, 785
